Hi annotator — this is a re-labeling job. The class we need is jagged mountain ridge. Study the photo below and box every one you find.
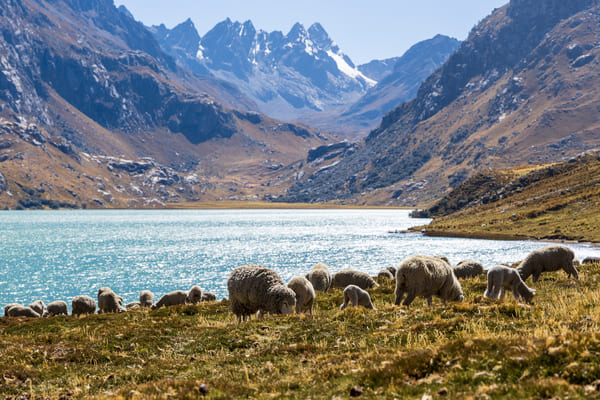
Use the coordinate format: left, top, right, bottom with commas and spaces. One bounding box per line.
282, 0, 600, 206
0, 0, 331, 208
151, 18, 377, 123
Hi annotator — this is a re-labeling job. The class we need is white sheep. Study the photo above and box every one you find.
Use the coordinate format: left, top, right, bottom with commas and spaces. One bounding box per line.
287, 276, 315, 315
97, 287, 126, 314
340, 285, 376, 310
453, 260, 484, 279
377, 269, 394, 280
201, 292, 217, 302
43, 301, 68, 317
187, 285, 202, 304
4, 303, 19, 317
72, 295, 96, 315
29, 300, 46, 316
139, 290, 154, 307
7, 305, 40, 318
151, 290, 188, 310
126, 301, 141, 310
305, 263, 332, 292
331, 270, 379, 290
517, 245, 579, 282
395, 255, 464, 307
484, 265, 535, 303
227, 264, 296, 322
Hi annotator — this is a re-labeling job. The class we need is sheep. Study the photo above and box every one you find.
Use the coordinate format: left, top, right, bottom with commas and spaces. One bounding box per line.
126, 301, 141, 310
305, 263, 332, 292
139, 290, 154, 307
201, 292, 217, 302
7, 305, 40, 318
331, 270, 379, 290
287, 276, 315, 315
227, 264, 296, 322
28, 300, 46, 316
4, 303, 19, 317
340, 285, 376, 310
395, 255, 464, 307
387, 266, 397, 276
453, 260, 484, 279
583, 257, 600, 265
484, 265, 535, 303
151, 290, 188, 310
72, 295, 96, 315
97, 287, 126, 314
517, 245, 579, 282
187, 285, 202, 304
435, 255, 450, 264
43, 301, 68, 317
377, 269, 394, 280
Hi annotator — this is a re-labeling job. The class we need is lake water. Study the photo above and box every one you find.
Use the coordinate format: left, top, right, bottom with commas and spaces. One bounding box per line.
1, 209, 598, 310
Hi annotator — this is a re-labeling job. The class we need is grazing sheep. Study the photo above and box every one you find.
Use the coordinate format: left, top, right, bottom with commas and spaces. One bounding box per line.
340, 285, 376, 310
72, 295, 96, 315
453, 260, 484, 279
377, 269, 394, 280
387, 266, 397, 276
517, 245, 578, 282
139, 290, 154, 307
227, 264, 296, 322
43, 301, 68, 317
583, 257, 600, 265
201, 292, 217, 302
287, 276, 315, 315
7, 305, 40, 318
97, 287, 126, 314
151, 290, 188, 310
484, 265, 535, 303
395, 255, 464, 307
331, 270, 379, 290
305, 263, 332, 292
28, 300, 46, 316
4, 303, 19, 317
126, 301, 141, 310
187, 285, 202, 304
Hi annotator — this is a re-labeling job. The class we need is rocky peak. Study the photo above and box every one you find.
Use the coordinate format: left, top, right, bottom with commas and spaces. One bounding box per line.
162, 18, 201, 55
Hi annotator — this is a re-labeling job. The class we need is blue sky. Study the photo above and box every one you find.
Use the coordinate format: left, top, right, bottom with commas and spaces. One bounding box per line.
117, 0, 507, 64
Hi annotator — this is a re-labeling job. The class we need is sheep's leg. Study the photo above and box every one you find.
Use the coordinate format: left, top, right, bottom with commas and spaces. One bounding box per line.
498, 288, 505, 300
340, 292, 350, 310
565, 264, 579, 280
402, 291, 417, 307
532, 272, 540, 283
426, 296, 433, 307
511, 284, 521, 301
484, 278, 493, 298
295, 295, 302, 314
307, 298, 314, 316
394, 289, 405, 306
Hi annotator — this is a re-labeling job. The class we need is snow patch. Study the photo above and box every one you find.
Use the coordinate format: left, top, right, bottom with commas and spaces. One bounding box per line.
326, 50, 376, 86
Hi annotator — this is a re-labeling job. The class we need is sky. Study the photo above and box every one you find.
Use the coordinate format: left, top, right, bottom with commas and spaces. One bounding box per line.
116, 0, 508, 65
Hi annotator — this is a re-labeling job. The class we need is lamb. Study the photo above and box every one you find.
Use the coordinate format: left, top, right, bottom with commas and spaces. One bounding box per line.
139, 290, 154, 307
187, 285, 202, 304
287, 276, 315, 315
28, 300, 47, 316
71, 295, 96, 315
517, 245, 579, 282
43, 300, 68, 317
305, 263, 332, 292
395, 255, 464, 307
453, 260, 484, 279
126, 301, 141, 310
484, 265, 535, 303
4, 303, 19, 317
97, 287, 126, 314
227, 264, 296, 322
377, 269, 394, 280
331, 270, 379, 290
7, 305, 40, 318
201, 292, 217, 302
151, 290, 188, 310
340, 285, 376, 310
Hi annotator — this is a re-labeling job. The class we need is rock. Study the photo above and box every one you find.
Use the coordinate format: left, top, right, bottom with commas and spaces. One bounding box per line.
48, 136, 80, 160
571, 53, 595, 68
0, 170, 6, 194
107, 159, 154, 174
350, 386, 363, 397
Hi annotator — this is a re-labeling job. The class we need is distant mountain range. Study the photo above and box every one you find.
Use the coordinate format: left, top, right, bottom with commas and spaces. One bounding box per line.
149, 18, 459, 135
282, 0, 600, 205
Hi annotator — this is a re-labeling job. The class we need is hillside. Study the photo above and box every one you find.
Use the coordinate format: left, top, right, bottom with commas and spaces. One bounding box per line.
282, 0, 600, 206
416, 152, 600, 243
2, 266, 600, 398
0, 0, 331, 209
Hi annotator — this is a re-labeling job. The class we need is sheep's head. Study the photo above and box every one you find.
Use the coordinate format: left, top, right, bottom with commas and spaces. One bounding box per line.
277, 287, 296, 315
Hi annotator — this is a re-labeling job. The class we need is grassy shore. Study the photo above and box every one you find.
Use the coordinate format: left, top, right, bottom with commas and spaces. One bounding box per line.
166, 200, 406, 210
2, 263, 600, 399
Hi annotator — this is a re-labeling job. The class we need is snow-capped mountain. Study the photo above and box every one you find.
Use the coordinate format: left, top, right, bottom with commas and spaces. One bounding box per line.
151, 19, 375, 121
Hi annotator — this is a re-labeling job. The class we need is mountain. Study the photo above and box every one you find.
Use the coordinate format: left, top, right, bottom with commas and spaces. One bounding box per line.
340, 35, 461, 130
281, 0, 600, 206
151, 19, 376, 124
357, 57, 401, 82
0, 0, 330, 209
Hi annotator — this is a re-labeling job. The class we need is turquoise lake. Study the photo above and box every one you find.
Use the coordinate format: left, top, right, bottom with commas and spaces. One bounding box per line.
1, 209, 598, 310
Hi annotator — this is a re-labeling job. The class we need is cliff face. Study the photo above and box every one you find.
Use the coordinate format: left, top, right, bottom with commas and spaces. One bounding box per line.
283, 0, 600, 206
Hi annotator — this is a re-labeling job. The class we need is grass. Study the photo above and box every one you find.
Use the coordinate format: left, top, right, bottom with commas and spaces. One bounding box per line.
3, 264, 600, 399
